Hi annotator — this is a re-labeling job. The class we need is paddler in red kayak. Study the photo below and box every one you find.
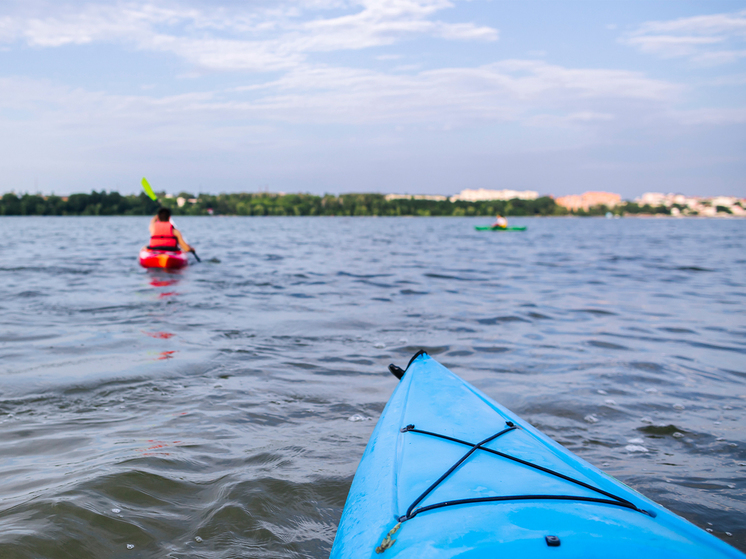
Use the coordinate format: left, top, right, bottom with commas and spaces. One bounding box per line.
149, 207, 194, 253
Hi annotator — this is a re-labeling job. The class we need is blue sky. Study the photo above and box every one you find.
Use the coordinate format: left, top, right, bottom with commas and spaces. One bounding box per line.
1, 0, 745, 198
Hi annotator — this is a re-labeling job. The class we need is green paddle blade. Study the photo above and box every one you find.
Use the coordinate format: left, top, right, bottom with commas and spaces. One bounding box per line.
141, 177, 158, 201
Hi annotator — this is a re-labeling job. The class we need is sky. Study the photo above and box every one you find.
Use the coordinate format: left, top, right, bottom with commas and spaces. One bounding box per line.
1, 0, 745, 198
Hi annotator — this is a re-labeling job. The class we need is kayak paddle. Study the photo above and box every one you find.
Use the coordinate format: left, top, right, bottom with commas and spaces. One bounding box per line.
141, 177, 158, 202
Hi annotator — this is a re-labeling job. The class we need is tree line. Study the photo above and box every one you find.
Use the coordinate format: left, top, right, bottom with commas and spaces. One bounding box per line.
0, 190, 679, 217
0, 191, 565, 217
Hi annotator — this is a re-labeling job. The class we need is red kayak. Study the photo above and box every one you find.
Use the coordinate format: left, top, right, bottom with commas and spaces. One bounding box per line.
139, 247, 189, 270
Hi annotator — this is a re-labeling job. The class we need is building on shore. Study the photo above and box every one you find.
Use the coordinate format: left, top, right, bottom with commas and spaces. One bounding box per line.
637, 192, 691, 208
555, 191, 621, 212
636, 193, 746, 216
384, 194, 449, 201
449, 189, 539, 202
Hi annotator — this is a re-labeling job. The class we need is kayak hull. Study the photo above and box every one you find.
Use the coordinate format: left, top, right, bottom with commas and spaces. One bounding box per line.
475, 226, 527, 231
138, 247, 189, 270
330, 353, 743, 559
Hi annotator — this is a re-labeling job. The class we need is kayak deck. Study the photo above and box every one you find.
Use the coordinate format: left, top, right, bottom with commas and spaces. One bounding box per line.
331, 352, 743, 558
138, 247, 189, 269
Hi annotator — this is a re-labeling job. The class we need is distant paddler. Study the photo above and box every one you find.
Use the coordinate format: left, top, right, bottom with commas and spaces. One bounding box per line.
149, 207, 194, 253
491, 214, 508, 230
142, 176, 200, 262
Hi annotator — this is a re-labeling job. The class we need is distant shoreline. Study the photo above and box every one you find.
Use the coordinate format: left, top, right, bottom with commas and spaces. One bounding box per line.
3, 213, 743, 219
3, 191, 742, 218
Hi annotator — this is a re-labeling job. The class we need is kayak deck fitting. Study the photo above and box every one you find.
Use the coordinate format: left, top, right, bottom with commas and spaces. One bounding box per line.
330, 351, 744, 559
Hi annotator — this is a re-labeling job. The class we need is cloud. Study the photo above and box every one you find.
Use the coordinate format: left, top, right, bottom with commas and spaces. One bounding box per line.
626, 35, 724, 58
0, 4, 700, 138
634, 10, 746, 36
0, 61, 690, 198
0, 4, 680, 137
148, 35, 304, 71
8, 4, 187, 47
0, 58, 679, 139
296, 0, 497, 50
0, 0, 497, 71
489, 60, 677, 101
623, 9, 746, 65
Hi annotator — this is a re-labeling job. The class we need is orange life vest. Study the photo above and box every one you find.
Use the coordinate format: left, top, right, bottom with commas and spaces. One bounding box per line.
149, 221, 178, 249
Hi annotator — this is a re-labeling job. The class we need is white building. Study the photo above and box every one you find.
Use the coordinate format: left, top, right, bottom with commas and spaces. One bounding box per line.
636, 192, 701, 209
710, 196, 739, 208
449, 189, 539, 202
636, 192, 746, 216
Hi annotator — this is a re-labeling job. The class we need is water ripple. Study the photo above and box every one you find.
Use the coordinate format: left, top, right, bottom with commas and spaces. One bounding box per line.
0, 216, 744, 556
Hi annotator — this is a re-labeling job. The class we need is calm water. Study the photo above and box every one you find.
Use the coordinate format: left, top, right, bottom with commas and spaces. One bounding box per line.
1, 216, 745, 558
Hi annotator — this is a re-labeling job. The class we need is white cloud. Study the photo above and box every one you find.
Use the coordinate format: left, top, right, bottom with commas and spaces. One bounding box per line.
0, 58, 678, 138
635, 10, 746, 36
231, 59, 672, 127
626, 35, 724, 58
15, 4, 188, 47
148, 35, 304, 71
0, 0, 497, 71
623, 9, 746, 65
0, 2, 742, 196
486, 60, 677, 101
0, 4, 703, 138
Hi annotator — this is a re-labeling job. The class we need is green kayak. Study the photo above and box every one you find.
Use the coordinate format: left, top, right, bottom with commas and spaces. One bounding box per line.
475, 226, 527, 231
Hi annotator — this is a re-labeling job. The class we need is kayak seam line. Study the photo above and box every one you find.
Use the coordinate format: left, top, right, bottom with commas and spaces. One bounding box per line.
402, 426, 645, 517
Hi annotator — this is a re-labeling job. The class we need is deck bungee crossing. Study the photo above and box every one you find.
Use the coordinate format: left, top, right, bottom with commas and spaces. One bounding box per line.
330, 351, 744, 559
